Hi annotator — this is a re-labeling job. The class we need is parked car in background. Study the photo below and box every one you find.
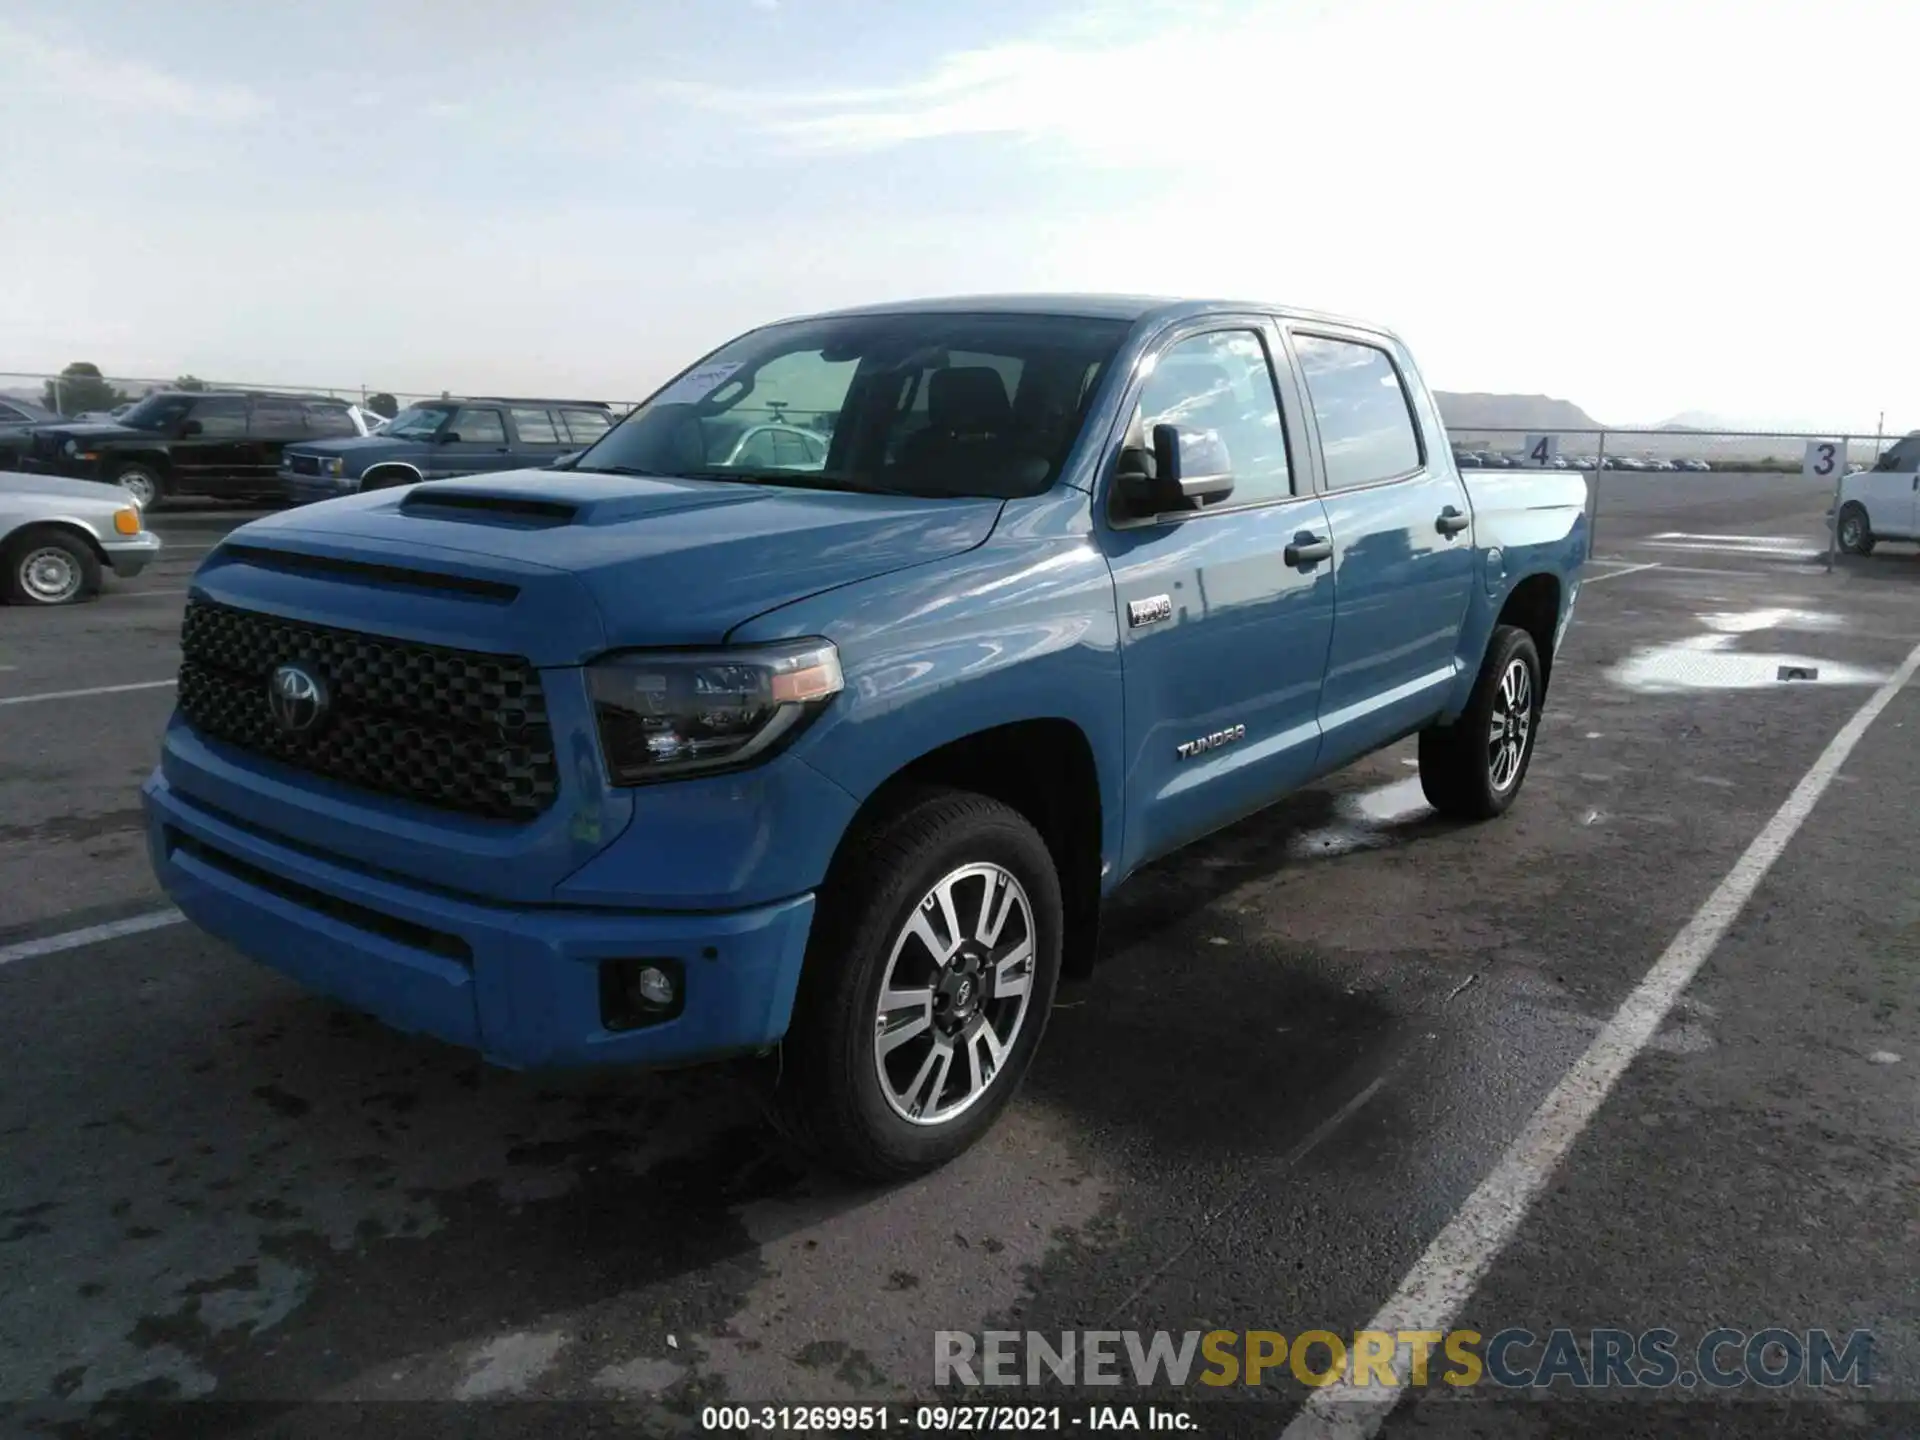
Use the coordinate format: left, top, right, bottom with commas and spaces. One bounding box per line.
1834, 431, 1920, 555
20, 390, 377, 507
0, 397, 61, 427
1680, 458, 1711, 472
0, 471, 162, 606
279, 397, 615, 503
143, 292, 1587, 1178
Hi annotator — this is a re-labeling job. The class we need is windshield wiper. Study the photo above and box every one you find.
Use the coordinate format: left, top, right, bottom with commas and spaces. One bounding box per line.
572, 463, 673, 477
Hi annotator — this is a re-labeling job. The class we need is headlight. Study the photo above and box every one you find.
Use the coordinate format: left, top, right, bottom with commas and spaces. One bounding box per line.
325, 457, 345, 476
62, 438, 77, 457
587, 639, 843, 784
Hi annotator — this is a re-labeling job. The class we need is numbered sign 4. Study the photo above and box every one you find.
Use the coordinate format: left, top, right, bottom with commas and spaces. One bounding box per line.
1803, 439, 1842, 482
1524, 433, 1560, 467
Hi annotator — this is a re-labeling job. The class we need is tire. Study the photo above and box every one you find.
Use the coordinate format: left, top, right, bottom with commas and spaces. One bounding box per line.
3, 528, 102, 607
109, 463, 162, 509
1418, 625, 1543, 821
362, 468, 417, 492
1837, 502, 1875, 556
772, 787, 1063, 1182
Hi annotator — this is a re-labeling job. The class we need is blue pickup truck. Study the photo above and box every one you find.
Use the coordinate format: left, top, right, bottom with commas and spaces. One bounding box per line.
142, 296, 1586, 1179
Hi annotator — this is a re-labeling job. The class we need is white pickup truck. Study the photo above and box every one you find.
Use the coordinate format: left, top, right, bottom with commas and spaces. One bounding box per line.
1834, 432, 1920, 554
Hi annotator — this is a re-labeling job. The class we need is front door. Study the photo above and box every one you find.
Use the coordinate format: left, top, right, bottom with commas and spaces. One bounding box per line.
1288, 327, 1477, 768
1858, 438, 1920, 539
1101, 321, 1336, 877
431, 405, 513, 478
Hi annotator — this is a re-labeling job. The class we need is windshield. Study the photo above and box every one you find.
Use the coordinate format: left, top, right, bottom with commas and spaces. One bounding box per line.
115, 394, 195, 431
384, 405, 453, 440
574, 311, 1132, 499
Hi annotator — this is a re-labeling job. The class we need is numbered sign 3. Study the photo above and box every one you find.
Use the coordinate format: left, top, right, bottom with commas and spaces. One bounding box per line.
1524, 433, 1560, 467
1803, 439, 1842, 482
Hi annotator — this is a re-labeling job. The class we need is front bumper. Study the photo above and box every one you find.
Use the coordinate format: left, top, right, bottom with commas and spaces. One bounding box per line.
143, 769, 817, 1070
102, 531, 162, 578
278, 469, 359, 505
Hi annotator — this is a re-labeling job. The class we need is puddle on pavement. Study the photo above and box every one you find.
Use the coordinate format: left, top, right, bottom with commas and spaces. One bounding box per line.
1289, 776, 1431, 858
1609, 607, 1884, 694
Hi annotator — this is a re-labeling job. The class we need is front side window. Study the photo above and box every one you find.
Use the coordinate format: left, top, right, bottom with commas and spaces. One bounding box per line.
384, 405, 454, 440
117, 395, 195, 432
1294, 334, 1423, 489
560, 408, 612, 444
574, 311, 1131, 499
510, 408, 561, 443
187, 397, 247, 438
448, 407, 506, 444
1129, 329, 1293, 507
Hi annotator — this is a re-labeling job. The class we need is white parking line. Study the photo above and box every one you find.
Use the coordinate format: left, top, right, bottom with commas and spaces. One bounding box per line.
0, 908, 184, 969
1282, 635, 1920, 1440
0, 679, 177, 707
1581, 561, 1661, 584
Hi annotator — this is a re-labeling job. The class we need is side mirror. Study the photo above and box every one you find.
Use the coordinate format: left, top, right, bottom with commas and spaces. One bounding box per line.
179, 419, 203, 437
1118, 423, 1234, 516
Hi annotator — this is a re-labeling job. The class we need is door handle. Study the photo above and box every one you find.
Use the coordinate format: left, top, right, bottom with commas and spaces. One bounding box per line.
1436, 506, 1471, 536
1285, 532, 1333, 566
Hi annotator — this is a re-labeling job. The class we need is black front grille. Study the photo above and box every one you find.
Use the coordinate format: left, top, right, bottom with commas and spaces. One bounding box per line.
288, 453, 321, 476
176, 599, 558, 821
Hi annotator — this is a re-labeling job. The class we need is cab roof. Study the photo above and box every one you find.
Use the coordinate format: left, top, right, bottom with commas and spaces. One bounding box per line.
801, 292, 1388, 336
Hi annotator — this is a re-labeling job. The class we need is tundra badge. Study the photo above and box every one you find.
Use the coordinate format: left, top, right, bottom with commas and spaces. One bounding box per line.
1128, 594, 1173, 628
1176, 723, 1245, 760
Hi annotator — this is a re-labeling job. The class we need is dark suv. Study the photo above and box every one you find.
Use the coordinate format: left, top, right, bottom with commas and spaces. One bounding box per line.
22, 391, 369, 507
279, 397, 615, 504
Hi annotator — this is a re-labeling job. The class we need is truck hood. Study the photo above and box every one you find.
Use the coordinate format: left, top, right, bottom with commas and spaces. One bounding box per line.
198, 469, 1003, 662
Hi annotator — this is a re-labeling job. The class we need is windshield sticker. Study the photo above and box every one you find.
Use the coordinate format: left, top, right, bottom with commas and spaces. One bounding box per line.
651, 362, 746, 408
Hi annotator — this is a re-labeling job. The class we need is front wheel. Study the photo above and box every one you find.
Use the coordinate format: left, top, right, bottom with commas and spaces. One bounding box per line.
1419, 625, 1543, 821
110, 463, 162, 509
773, 788, 1063, 1181
1836, 502, 1875, 556
4, 529, 102, 607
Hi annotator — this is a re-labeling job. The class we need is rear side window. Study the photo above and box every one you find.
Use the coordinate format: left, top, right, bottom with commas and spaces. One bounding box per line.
1293, 334, 1423, 489
560, 408, 612, 444
509, 408, 561, 443
188, 397, 247, 438
305, 404, 357, 438
248, 400, 308, 440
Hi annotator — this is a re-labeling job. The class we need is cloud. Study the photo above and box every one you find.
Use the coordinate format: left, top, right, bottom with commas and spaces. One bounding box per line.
0, 21, 268, 122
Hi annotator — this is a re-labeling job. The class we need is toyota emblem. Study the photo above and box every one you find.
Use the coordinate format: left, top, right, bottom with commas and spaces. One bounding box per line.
267, 662, 329, 735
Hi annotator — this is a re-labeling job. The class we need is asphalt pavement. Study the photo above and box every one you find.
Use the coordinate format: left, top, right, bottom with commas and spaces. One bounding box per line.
1, 478, 1916, 1438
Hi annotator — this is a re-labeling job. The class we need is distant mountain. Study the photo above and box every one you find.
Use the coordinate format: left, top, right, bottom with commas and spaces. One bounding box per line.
1433, 392, 1602, 433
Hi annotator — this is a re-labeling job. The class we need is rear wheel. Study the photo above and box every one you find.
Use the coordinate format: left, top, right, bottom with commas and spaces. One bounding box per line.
110, 463, 162, 509
1419, 625, 1542, 821
1837, 502, 1875, 556
3, 529, 101, 607
772, 788, 1063, 1181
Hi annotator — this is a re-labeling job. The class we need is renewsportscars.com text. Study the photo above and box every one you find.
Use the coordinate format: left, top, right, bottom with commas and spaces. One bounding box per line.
935, 1328, 1873, 1390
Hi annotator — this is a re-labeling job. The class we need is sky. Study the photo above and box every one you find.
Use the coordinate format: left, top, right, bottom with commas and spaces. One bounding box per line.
1, 0, 1915, 431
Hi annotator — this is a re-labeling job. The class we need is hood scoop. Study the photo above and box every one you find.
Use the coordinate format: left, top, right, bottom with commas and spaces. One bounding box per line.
217, 543, 521, 602
398, 489, 579, 528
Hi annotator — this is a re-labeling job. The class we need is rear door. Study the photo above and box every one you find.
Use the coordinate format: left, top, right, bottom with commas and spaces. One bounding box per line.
507, 407, 572, 467
431, 405, 511, 478
1286, 325, 1476, 769
1100, 318, 1336, 875
245, 398, 311, 485
558, 407, 614, 452
174, 396, 251, 491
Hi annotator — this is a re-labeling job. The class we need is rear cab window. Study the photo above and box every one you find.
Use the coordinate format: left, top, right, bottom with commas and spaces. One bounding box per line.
1292, 333, 1424, 489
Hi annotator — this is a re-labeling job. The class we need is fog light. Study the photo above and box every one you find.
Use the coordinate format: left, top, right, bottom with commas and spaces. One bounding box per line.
635, 965, 675, 1007
599, 957, 686, 1031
